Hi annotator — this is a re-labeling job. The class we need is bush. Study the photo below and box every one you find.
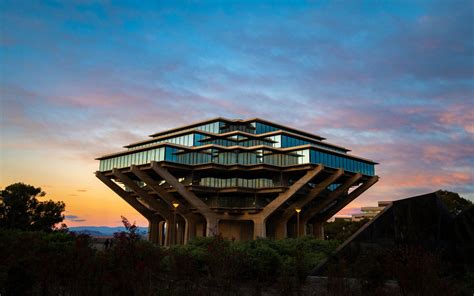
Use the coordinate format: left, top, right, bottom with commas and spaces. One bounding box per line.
0, 230, 337, 295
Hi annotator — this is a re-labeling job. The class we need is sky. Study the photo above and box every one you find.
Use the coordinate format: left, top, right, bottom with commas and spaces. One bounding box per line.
1, 0, 473, 227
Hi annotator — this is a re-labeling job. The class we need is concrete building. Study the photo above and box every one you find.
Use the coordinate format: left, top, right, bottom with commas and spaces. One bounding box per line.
351, 201, 392, 221
96, 118, 378, 245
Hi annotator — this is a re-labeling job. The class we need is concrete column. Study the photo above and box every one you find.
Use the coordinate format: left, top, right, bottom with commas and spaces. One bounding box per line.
165, 220, 173, 246
298, 220, 306, 237
148, 218, 161, 244
169, 214, 177, 245
313, 222, 324, 240
205, 216, 219, 237
158, 221, 165, 245
280, 174, 289, 186
253, 218, 266, 239
275, 221, 287, 239
177, 220, 184, 245
185, 218, 196, 244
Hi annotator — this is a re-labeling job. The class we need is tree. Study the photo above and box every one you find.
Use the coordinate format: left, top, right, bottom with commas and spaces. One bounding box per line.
438, 190, 473, 215
324, 218, 370, 241
0, 182, 65, 231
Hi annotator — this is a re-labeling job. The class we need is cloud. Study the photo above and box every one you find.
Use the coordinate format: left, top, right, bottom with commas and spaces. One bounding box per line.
1, 0, 473, 227
65, 215, 86, 222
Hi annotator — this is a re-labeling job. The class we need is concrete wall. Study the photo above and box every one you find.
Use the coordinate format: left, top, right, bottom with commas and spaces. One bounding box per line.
219, 220, 254, 241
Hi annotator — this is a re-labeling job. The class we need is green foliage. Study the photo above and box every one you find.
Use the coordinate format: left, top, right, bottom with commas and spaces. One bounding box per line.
0, 229, 338, 295
438, 190, 473, 215
0, 182, 65, 231
324, 218, 370, 242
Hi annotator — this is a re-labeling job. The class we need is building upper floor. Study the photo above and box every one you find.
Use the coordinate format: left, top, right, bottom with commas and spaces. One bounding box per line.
97, 118, 378, 176
124, 118, 349, 153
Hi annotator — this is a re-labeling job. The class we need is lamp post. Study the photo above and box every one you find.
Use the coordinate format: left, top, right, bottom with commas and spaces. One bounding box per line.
172, 201, 179, 245
295, 208, 301, 238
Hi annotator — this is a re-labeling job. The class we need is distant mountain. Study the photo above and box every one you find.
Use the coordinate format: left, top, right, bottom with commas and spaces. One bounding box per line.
69, 226, 148, 237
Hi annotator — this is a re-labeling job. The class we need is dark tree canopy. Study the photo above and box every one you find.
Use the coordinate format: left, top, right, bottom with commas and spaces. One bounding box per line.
0, 182, 65, 231
438, 190, 473, 215
324, 218, 370, 241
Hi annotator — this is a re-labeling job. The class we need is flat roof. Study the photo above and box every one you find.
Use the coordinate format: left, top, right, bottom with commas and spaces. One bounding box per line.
125, 128, 350, 152
148, 117, 326, 140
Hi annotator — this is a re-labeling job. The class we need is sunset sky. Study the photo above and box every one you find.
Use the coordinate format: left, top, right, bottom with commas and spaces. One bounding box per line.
1, 1, 473, 227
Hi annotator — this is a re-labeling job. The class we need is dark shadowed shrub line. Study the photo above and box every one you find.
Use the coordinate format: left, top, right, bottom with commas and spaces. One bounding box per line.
0, 229, 338, 296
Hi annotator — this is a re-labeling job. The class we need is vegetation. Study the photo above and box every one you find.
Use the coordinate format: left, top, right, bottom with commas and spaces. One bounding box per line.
1, 183, 472, 295
438, 190, 473, 215
0, 226, 337, 296
0, 183, 65, 232
324, 218, 370, 242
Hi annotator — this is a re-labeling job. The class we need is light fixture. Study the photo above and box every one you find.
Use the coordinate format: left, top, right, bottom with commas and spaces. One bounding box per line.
172, 201, 180, 208
295, 207, 301, 213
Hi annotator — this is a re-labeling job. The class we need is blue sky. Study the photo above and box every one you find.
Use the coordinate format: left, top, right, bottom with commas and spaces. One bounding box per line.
1, 0, 473, 225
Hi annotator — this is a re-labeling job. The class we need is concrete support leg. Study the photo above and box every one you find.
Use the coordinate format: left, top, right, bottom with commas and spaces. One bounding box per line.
313, 222, 324, 240
165, 220, 172, 246
275, 221, 287, 239
148, 218, 161, 244
205, 216, 219, 237
185, 218, 196, 244
158, 221, 165, 246
298, 220, 306, 237
169, 214, 177, 245
253, 218, 266, 239
177, 221, 184, 245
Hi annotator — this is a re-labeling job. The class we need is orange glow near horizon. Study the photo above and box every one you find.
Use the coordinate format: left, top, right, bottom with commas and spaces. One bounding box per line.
1, 150, 148, 227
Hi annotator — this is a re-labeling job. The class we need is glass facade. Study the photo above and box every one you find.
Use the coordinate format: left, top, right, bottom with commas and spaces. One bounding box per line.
100, 145, 374, 176
220, 124, 255, 133
129, 134, 198, 150
99, 120, 376, 176
128, 121, 345, 153
253, 122, 279, 134
310, 150, 374, 176
99, 147, 166, 171
201, 138, 275, 147
200, 177, 274, 188
209, 196, 261, 208
196, 122, 222, 133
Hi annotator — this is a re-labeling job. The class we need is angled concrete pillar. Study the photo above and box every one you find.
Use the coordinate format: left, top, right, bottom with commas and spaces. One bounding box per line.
95, 172, 155, 219
112, 168, 181, 245
301, 173, 363, 224
112, 169, 171, 220
256, 166, 323, 238
152, 162, 219, 237
274, 169, 343, 239
132, 165, 199, 244
319, 176, 379, 222
260, 165, 323, 219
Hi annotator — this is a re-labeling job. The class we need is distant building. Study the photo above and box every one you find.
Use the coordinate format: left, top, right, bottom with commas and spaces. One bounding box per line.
352, 201, 392, 221
334, 217, 353, 222
96, 118, 378, 245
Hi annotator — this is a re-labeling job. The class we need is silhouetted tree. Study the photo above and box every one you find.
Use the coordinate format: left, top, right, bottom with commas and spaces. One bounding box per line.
0, 182, 65, 231
324, 218, 369, 241
438, 190, 473, 215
